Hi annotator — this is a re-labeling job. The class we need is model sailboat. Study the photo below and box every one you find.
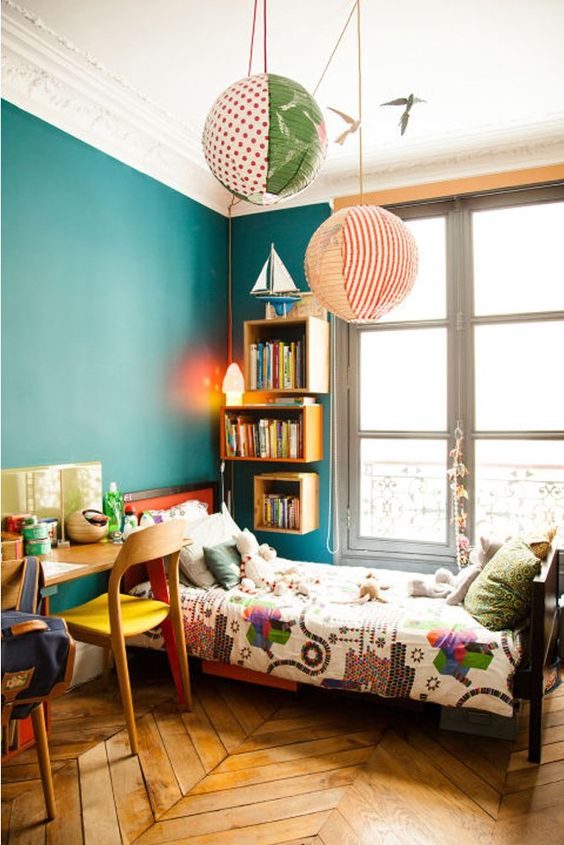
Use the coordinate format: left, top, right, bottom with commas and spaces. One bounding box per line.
250, 244, 302, 317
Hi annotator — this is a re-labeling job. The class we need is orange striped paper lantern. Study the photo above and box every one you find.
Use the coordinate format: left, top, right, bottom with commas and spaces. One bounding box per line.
304, 206, 418, 322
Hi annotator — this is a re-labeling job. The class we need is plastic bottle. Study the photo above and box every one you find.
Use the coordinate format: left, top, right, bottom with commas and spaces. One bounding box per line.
103, 481, 124, 540
122, 504, 138, 541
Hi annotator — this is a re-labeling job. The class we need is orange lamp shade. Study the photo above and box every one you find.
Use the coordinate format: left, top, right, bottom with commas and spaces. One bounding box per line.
304, 205, 418, 322
222, 362, 245, 405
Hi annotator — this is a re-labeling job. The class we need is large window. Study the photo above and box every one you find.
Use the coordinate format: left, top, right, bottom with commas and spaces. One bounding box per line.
338, 186, 564, 568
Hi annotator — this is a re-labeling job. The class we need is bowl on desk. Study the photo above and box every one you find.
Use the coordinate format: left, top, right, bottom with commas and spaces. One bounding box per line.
66, 509, 109, 544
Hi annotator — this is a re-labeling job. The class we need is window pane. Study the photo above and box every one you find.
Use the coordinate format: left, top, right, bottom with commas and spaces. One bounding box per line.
475, 321, 564, 430
380, 217, 446, 322
360, 439, 447, 542
473, 202, 564, 315
475, 440, 564, 542
360, 328, 446, 431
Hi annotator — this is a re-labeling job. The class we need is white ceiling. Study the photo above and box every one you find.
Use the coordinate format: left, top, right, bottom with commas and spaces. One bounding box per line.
3, 0, 564, 215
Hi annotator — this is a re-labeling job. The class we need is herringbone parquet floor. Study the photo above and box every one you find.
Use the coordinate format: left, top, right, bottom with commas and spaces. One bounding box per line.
2, 655, 563, 845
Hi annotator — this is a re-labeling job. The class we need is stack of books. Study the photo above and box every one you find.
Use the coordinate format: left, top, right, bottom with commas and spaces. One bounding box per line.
249, 339, 305, 390
262, 494, 300, 530
224, 415, 302, 459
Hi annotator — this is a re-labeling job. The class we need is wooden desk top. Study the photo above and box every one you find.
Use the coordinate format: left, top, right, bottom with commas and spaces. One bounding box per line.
42, 542, 120, 586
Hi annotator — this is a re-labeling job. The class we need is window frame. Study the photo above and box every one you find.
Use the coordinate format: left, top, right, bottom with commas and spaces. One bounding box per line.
335, 183, 564, 571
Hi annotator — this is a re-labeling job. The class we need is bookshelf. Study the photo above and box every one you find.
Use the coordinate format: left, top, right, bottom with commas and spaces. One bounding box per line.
254, 472, 319, 535
244, 316, 329, 394
220, 404, 322, 463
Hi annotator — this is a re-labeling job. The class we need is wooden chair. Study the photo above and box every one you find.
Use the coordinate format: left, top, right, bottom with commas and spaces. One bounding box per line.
1, 559, 59, 820
56, 520, 191, 755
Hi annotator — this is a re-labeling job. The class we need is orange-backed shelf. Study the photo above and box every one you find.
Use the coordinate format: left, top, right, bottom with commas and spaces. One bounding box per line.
244, 316, 329, 394
254, 472, 319, 535
220, 404, 322, 463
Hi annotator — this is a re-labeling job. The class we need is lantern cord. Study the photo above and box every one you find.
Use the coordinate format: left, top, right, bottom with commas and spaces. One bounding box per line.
263, 0, 268, 74
247, 0, 258, 77
313, 1, 357, 97
326, 319, 340, 556
356, 0, 364, 203
227, 195, 236, 364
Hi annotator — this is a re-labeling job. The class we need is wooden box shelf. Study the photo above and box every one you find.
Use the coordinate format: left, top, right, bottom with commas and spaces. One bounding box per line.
244, 316, 329, 394
254, 472, 319, 535
220, 404, 322, 463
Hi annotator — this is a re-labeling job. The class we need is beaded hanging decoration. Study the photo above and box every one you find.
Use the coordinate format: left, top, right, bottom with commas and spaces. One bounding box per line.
448, 423, 470, 568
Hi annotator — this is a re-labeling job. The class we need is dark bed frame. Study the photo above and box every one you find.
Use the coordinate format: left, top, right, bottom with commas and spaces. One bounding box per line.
513, 547, 561, 762
124, 483, 561, 765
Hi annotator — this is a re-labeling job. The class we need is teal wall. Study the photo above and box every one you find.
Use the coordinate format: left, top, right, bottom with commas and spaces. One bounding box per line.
2, 102, 228, 608
231, 203, 333, 563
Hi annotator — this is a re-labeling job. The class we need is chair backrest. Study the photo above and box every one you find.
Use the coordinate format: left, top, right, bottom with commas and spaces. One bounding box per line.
1, 560, 27, 611
108, 519, 186, 594
1, 559, 41, 613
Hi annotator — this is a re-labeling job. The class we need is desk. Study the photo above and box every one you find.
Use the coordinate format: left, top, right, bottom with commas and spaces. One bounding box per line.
42, 543, 120, 587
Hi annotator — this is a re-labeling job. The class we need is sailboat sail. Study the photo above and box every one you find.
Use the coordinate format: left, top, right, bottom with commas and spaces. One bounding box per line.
250, 245, 300, 298
250, 258, 270, 294
271, 250, 299, 294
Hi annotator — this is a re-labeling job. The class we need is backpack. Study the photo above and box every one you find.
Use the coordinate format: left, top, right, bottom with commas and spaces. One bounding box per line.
1, 557, 75, 719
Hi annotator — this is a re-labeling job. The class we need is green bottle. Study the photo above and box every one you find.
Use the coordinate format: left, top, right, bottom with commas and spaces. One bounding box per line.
103, 481, 124, 539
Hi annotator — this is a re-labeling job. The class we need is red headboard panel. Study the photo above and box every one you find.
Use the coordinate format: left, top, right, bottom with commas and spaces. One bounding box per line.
121, 482, 219, 591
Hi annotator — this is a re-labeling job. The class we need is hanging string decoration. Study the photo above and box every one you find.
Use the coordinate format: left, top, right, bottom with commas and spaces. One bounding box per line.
202, 73, 327, 206
304, 205, 418, 322
447, 425, 470, 569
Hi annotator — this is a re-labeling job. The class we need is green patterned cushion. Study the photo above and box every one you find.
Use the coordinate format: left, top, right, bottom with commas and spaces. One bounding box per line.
464, 538, 540, 631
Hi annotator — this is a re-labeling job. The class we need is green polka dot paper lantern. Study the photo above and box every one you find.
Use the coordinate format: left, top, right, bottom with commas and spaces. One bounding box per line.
202, 73, 327, 206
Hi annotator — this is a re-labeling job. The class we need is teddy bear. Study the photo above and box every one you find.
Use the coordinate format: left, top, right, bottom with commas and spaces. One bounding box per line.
234, 529, 316, 597
235, 529, 278, 592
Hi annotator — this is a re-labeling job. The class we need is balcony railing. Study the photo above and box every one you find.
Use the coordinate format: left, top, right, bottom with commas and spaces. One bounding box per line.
360, 460, 564, 544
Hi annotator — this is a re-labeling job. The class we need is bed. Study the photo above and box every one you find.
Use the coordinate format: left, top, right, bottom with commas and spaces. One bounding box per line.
123, 482, 561, 764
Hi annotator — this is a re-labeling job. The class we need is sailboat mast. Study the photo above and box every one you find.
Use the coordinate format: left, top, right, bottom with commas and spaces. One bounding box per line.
269, 243, 274, 293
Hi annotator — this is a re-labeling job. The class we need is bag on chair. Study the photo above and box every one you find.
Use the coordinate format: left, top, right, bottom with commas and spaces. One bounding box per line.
1, 557, 75, 719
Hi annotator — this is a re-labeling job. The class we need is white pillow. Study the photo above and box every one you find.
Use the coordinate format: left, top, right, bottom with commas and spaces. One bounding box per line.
180, 504, 240, 588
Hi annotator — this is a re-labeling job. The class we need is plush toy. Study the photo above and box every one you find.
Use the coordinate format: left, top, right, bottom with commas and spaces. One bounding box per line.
234, 529, 279, 591
358, 571, 387, 603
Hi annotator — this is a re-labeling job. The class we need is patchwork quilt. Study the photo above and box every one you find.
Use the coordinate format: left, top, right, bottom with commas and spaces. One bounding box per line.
130, 560, 524, 717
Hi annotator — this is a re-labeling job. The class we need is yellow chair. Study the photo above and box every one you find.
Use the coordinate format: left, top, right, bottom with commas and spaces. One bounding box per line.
56, 520, 191, 755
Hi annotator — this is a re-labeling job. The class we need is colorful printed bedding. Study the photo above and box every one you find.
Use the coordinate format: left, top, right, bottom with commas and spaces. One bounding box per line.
130, 560, 524, 717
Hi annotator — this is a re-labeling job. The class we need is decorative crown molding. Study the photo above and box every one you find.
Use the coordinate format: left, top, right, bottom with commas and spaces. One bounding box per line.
1, 0, 232, 216
3, 0, 564, 220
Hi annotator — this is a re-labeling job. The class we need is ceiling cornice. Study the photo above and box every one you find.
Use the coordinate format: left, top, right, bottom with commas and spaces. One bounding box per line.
1, 0, 233, 216
3, 0, 564, 220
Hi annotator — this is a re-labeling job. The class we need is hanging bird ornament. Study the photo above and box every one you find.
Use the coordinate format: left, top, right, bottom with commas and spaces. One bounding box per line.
380, 93, 426, 135
327, 107, 361, 145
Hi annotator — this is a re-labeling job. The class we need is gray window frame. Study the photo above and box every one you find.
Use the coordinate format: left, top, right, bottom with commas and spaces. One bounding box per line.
335, 183, 564, 572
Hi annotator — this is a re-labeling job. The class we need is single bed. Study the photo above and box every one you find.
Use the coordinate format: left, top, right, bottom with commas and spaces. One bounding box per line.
123, 482, 560, 763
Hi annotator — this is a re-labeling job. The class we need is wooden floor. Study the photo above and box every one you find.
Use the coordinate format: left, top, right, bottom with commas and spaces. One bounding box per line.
2, 654, 563, 845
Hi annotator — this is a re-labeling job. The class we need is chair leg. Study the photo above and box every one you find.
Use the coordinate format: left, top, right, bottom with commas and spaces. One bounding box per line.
169, 605, 192, 711
31, 705, 56, 821
111, 636, 138, 755
101, 647, 113, 690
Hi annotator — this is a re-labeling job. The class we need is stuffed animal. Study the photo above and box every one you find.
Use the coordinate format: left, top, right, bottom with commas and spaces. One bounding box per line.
358, 571, 387, 603
234, 529, 278, 591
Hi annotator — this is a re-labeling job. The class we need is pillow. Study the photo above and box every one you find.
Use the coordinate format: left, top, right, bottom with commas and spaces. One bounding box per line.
179, 504, 240, 587
464, 538, 541, 630
140, 500, 208, 529
203, 541, 241, 589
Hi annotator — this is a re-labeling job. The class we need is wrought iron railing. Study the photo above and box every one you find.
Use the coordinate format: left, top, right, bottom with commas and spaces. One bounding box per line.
360, 460, 564, 543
